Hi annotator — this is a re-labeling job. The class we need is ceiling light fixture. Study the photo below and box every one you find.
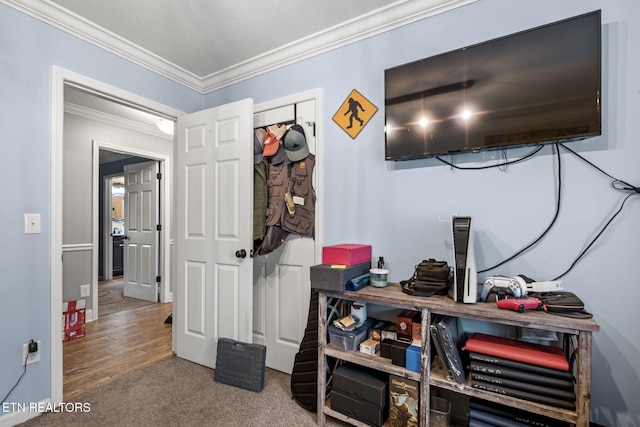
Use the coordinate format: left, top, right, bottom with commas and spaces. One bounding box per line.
155, 118, 175, 135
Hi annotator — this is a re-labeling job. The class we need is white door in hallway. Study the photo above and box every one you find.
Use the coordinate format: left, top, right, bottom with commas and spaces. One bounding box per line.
123, 160, 159, 302
175, 98, 254, 368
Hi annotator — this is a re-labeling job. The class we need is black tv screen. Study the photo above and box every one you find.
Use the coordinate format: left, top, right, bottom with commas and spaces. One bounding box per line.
384, 11, 601, 161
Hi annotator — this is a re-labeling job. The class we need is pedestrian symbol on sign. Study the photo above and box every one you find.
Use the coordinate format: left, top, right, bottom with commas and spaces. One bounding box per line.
345, 97, 364, 128
333, 89, 378, 139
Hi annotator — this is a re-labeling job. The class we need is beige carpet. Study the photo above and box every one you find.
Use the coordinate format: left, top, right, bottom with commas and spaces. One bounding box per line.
19, 356, 348, 427
98, 278, 154, 317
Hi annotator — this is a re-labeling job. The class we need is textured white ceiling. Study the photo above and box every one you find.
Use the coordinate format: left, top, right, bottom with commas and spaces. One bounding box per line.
7, 0, 475, 92
50, 0, 395, 77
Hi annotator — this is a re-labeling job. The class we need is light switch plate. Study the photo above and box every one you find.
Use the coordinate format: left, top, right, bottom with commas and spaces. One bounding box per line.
24, 213, 41, 234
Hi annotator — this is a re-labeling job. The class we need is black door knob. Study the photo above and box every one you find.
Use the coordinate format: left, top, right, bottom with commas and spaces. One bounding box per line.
235, 249, 247, 259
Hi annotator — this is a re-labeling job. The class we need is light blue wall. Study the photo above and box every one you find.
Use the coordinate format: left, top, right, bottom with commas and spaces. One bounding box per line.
1, 0, 638, 426
206, 1, 639, 425
0, 1, 200, 419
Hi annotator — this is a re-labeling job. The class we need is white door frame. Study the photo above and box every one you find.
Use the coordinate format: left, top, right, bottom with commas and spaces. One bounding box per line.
93, 143, 166, 310
51, 67, 324, 404
50, 66, 184, 404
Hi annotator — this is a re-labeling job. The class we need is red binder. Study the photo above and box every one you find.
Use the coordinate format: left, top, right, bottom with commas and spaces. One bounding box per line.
462, 333, 569, 371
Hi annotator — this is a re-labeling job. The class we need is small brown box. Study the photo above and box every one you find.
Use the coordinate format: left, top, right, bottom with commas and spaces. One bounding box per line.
411, 315, 423, 344
396, 309, 420, 338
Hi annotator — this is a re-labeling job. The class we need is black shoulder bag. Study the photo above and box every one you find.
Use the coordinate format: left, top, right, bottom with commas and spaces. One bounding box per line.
531, 291, 593, 319
401, 259, 453, 297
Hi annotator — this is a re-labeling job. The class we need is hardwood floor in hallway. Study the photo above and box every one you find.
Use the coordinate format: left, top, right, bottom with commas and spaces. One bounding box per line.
63, 302, 174, 400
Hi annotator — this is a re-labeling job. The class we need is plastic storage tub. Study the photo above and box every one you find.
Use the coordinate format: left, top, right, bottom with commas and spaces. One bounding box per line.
328, 318, 375, 352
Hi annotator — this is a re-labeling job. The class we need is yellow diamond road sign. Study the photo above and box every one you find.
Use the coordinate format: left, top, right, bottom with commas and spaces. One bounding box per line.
333, 89, 378, 139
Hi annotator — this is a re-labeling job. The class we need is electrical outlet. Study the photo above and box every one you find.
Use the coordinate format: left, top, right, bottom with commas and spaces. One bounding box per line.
80, 284, 91, 297
22, 340, 41, 365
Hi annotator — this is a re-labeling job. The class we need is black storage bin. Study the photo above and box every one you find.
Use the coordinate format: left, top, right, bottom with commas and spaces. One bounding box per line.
333, 365, 388, 407
391, 340, 410, 367
331, 364, 388, 427
332, 389, 387, 427
310, 262, 371, 291
380, 338, 394, 359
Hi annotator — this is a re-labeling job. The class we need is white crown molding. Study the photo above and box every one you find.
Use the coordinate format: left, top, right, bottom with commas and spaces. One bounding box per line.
2, 0, 203, 91
3, 0, 475, 94
65, 101, 173, 141
201, 0, 477, 92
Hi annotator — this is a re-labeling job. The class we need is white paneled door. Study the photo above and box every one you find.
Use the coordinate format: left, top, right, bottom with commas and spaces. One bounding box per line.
252, 98, 317, 374
175, 99, 254, 368
123, 160, 159, 303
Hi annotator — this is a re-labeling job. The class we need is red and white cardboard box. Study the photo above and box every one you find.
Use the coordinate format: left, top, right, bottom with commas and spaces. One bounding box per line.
63, 299, 86, 342
322, 244, 372, 266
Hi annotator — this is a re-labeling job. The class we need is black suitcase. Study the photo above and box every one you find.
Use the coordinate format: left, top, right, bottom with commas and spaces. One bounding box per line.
214, 338, 266, 392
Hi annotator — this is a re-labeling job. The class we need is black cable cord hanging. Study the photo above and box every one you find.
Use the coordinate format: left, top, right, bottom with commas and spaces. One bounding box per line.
435, 145, 544, 170
560, 143, 640, 193
552, 192, 636, 280
549, 143, 640, 280
441, 141, 638, 278
1, 353, 29, 405
479, 142, 563, 273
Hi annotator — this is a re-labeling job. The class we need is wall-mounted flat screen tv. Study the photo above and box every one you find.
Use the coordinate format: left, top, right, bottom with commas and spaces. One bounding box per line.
384, 11, 601, 161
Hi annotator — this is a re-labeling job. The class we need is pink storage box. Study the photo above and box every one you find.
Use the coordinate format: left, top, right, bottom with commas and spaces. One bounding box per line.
322, 244, 372, 266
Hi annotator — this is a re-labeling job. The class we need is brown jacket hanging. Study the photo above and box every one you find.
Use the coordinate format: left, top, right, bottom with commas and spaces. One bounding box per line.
264, 161, 289, 227
282, 154, 316, 238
